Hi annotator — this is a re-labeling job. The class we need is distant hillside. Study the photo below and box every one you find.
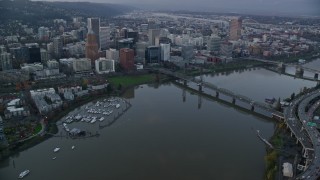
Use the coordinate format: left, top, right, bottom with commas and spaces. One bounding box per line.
48, 1, 134, 18
0, 0, 134, 25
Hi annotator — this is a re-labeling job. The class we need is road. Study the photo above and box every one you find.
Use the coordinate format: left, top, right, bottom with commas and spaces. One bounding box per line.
284, 90, 320, 179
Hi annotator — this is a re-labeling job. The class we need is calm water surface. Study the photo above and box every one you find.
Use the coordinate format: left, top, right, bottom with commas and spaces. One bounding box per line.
0, 67, 317, 180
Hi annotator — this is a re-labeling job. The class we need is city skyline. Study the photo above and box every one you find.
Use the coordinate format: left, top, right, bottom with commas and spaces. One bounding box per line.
1, 1, 320, 179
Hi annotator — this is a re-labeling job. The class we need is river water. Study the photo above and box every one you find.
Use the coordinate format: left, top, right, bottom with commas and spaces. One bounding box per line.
0, 66, 317, 180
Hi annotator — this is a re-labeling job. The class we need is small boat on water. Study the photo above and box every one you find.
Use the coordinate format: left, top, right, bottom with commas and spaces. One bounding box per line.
72, 146, 75, 150
18, 170, 30, 179
53, 147, 60, 153
52, 157, 56, 160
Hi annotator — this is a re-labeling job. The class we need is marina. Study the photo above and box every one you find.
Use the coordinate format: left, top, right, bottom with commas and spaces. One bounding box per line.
62, 97, 127, 128
56, 97, 131, 139
0, 66, 317, 180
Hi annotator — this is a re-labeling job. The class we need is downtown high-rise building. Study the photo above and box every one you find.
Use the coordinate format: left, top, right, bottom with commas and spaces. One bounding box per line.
53, 37, 63, 59
40, 49, 49, 65
85, 28, 99, 66
160, 43, 170, 61
0, 52, 13, 71
87, 18, 100, 48
207, 35, 221, 53
99, 27, 111, 50
38, 27, 50, 41
148, 29, 160, 46
181, 45, 194, 60
229, 17, 242, 41
26, 43, 41, 63
95, 58, 115, 74
119, 48, 134, 71
72, 58, 92, 73
145, 46, 161, 64
106, 49, 119, 62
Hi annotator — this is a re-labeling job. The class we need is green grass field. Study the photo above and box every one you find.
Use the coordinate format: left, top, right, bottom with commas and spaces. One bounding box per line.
33, 123, 42, 135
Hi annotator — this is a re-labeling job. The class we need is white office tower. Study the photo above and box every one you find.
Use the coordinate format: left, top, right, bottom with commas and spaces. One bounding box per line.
0, 52, 13, 71
99, 27, 111, 50
160, 43, 170, 61
95, 58, 115, 74
106, 49, 119, 62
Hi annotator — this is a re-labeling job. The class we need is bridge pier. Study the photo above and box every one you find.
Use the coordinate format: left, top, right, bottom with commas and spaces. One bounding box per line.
314, 73, 318, 80
216, 91, 219, 98
232, 97, 236, 104
251, 105, 255, 111
198, 95, 202, 109
182, 89, 186, 102
277, 63, 286, 73
183, 80, 187, 86
295, 66, 304, 77
198, 85, 202, 92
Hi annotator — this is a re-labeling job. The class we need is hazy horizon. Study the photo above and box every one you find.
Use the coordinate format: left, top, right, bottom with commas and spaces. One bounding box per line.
34, 0, 320, 17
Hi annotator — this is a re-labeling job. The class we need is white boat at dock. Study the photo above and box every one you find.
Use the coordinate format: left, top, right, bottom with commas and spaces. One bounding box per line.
72, 146, 75, 150
90, 119, 97, 124
99, 117, 104, 122
18, 170, 30, 179
116, 104, 120, 109
52, 157, 56, 160
53, 147, 60, 152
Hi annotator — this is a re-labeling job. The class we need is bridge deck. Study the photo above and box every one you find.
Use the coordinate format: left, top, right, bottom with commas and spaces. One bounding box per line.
154, 68, 281, 115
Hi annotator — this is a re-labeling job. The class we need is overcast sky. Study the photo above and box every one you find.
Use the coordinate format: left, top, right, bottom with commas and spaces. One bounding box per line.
40, 0, 320, 16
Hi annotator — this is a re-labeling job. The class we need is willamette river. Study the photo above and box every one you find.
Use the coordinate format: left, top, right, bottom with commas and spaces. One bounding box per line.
0, 65, 317, 180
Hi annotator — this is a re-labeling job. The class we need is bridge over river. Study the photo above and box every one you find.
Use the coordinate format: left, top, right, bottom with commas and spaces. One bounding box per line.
151, 68, 284, 120
243, 57, 320, 80
151, 67, 320, 179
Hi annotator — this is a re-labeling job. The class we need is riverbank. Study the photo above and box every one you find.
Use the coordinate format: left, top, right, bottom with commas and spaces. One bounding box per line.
264, 121, 303, 180
185, 60, 268, 76
0, 73, 161, 161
